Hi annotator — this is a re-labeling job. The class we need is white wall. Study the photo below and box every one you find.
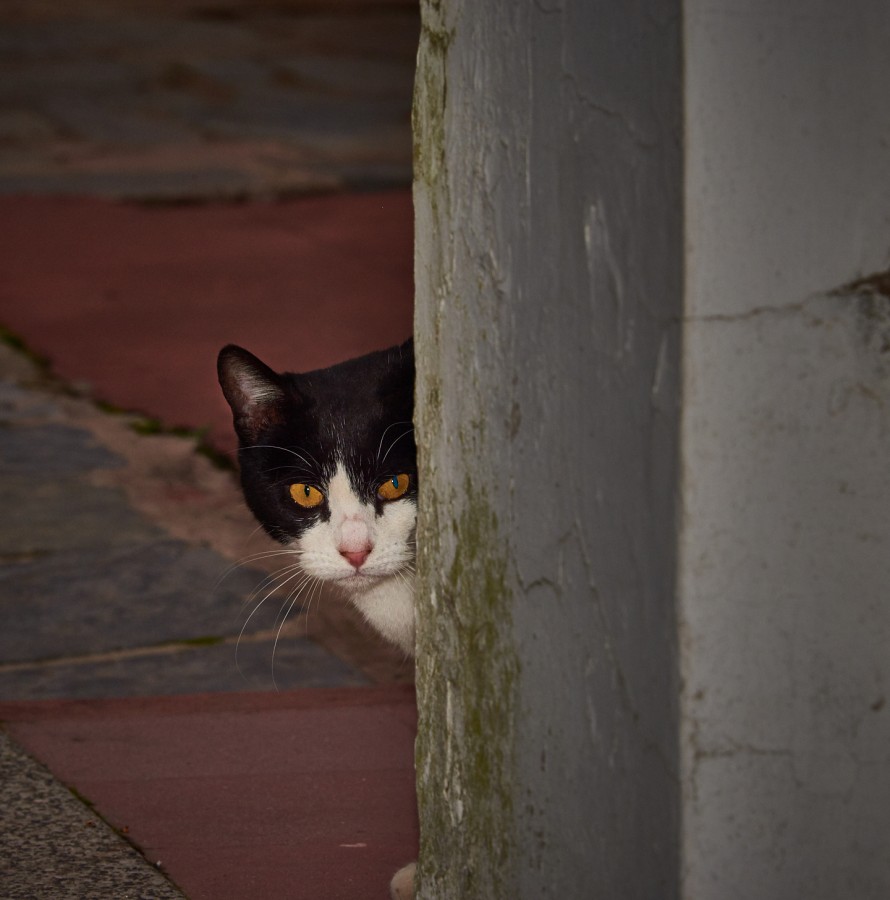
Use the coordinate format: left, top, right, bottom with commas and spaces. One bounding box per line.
681, 2, 890, 896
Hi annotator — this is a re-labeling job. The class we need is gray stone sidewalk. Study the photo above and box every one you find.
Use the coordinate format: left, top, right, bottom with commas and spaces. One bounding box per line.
0, 340, 368, 702
0, 0, 418, 201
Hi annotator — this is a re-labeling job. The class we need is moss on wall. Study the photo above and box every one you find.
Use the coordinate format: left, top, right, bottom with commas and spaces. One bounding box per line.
412, 1, 684, 896
412, 1, 451, 192
413, 9, 522, 892
415, 489, 519, 897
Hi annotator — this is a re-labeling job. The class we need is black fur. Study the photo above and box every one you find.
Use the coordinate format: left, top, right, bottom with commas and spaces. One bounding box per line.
218, 340, 416, 543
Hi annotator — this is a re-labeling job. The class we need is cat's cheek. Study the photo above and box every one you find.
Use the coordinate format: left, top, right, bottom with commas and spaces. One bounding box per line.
377, 499, 416, 546
358, 499, 415, 576
292, 522, 353, 581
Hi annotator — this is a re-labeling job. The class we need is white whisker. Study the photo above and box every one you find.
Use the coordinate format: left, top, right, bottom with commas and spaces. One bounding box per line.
214, 548, 300, 591
300, 575, 324, 641
235, 564, 307, 675
239, 443, 321, 471
271, 575, 314, 691
380, 427, 415, 464
375, 421, 413, 463
240, 563, 304, 615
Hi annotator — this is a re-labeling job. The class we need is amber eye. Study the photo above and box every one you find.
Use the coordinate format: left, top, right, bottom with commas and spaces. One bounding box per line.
378, 474, 410, 501
289, 483, 324, 508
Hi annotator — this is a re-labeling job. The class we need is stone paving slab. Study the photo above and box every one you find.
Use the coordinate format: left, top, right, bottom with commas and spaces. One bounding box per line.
0, 539, 268, 662
0, 0, 418, 200
0, 381, 272, 673
1, 474, 161, 557
2, 420, 124, 476
0, 633, 367, 702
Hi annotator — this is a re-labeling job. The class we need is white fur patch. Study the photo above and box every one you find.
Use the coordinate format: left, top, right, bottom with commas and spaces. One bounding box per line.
296, 462, 416, 655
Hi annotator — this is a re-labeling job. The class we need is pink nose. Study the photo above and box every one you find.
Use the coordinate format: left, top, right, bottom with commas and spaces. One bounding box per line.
341, 547, 371, 569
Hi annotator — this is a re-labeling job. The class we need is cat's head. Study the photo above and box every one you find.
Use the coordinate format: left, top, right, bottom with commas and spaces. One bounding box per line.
217, 341, 417, 604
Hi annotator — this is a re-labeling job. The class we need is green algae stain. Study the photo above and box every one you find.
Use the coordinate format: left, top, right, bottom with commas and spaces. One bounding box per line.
416, 487, 520, 898
413, 2, 452, 191
412, 3, 520, 894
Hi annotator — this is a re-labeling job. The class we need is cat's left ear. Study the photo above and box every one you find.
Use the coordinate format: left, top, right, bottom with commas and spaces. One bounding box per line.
217, 345, 291, 442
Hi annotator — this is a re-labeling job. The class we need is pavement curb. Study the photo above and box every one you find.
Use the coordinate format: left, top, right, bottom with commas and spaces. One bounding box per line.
0, 728, 187, 899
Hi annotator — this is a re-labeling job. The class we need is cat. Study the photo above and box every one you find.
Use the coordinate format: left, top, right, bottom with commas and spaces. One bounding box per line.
217, 339, 417, 654
217, 340, 418, 900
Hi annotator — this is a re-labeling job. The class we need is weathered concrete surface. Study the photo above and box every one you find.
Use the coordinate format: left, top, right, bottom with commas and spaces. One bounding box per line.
681, 3, 890, 896
413, 1, 682, 897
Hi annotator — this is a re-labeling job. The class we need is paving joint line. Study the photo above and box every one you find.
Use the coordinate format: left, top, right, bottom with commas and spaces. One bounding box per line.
0, 619, 311, 675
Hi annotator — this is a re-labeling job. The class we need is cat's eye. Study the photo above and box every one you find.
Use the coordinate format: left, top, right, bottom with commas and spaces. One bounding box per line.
290, 483, 324, 508
378, 474, 410, 501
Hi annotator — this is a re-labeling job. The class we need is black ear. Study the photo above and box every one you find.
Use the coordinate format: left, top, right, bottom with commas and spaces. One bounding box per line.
217, 345, 292, 443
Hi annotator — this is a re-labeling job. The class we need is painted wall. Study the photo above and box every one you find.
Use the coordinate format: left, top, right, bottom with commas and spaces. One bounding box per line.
681, 2, 890, 896
413, 1, 683, 897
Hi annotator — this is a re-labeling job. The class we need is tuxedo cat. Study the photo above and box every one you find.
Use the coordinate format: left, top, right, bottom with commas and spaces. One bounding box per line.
217, 340, 418, 899
217, 339, 417, 654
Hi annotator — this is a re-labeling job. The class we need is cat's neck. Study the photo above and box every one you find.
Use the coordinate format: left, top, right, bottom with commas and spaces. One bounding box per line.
337, 571, 416, 657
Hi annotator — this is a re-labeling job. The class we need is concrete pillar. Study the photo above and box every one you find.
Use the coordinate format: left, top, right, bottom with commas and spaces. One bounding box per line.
413, 1, 682, 896
413, 0, 890, 898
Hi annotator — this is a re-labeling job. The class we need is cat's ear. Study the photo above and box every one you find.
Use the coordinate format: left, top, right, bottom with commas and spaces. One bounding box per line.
217, 345, 293, 442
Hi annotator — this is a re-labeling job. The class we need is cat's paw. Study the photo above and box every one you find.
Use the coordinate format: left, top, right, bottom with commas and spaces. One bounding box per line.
389, 861, 416, 900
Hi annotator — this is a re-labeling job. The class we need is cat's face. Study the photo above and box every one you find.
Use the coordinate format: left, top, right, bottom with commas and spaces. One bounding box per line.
218, 341, 417, 654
